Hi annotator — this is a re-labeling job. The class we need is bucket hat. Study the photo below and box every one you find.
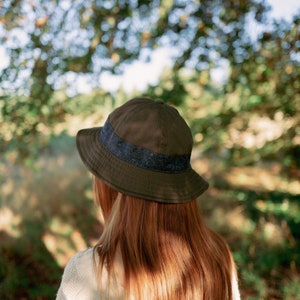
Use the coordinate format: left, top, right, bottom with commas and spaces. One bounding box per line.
76, 98, 209, 203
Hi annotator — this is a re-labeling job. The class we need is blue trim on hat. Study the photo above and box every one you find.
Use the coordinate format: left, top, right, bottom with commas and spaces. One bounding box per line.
100, 119, 191, 173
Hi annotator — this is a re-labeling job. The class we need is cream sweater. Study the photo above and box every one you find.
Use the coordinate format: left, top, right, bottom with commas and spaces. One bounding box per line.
56, 248, 241, 300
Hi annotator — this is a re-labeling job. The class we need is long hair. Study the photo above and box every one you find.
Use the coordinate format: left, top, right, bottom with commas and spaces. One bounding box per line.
93, 176, 236, 299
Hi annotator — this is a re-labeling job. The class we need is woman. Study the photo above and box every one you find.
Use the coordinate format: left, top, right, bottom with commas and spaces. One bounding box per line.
56, 98, 240, 299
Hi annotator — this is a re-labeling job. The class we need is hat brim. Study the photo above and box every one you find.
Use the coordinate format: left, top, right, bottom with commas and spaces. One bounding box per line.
76, 127, 209, 203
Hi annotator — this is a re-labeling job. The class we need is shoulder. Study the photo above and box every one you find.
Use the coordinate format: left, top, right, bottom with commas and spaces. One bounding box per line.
64, 248, 96, 281
56, 248, 100, 300
71, 247, 96, 270
232, 268, 241, 300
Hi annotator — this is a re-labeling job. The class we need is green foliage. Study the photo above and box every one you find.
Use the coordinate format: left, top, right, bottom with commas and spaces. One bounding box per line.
0, 234, 61, 299
146, 66, 299, 169
282, 277, 300, 299
0, 140, 100, 298
202, 183, 300, 299
0, 0, 273, 158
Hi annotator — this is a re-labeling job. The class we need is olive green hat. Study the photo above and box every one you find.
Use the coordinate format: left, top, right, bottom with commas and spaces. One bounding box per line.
76, 98, 208, 203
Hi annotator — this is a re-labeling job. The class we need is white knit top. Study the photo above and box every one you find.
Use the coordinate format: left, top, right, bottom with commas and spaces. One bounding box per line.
56, 248, 241, 300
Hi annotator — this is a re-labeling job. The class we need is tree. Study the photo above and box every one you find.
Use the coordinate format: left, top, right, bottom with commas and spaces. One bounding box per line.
144, 10, 300, 168
0, 0, 291, 159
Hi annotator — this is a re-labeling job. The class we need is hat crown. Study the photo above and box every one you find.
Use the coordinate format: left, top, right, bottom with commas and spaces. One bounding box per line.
109, 98, 193, 156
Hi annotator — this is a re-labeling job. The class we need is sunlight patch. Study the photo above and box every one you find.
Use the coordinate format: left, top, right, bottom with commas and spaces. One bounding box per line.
0, 207, 21, 238
42, 217, 88, 267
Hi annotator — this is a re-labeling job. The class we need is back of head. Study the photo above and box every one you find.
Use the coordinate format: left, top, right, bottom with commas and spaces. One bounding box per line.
77, 98, 235, 299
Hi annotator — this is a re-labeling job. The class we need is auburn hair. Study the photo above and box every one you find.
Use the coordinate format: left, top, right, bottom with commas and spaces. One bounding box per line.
93, 176, 236, 299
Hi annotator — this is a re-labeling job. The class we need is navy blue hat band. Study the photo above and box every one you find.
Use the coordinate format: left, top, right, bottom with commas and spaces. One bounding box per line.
100, 119, 191, 173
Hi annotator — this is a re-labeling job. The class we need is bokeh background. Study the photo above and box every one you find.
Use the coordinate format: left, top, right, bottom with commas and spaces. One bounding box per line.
0, 0, 299, 299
